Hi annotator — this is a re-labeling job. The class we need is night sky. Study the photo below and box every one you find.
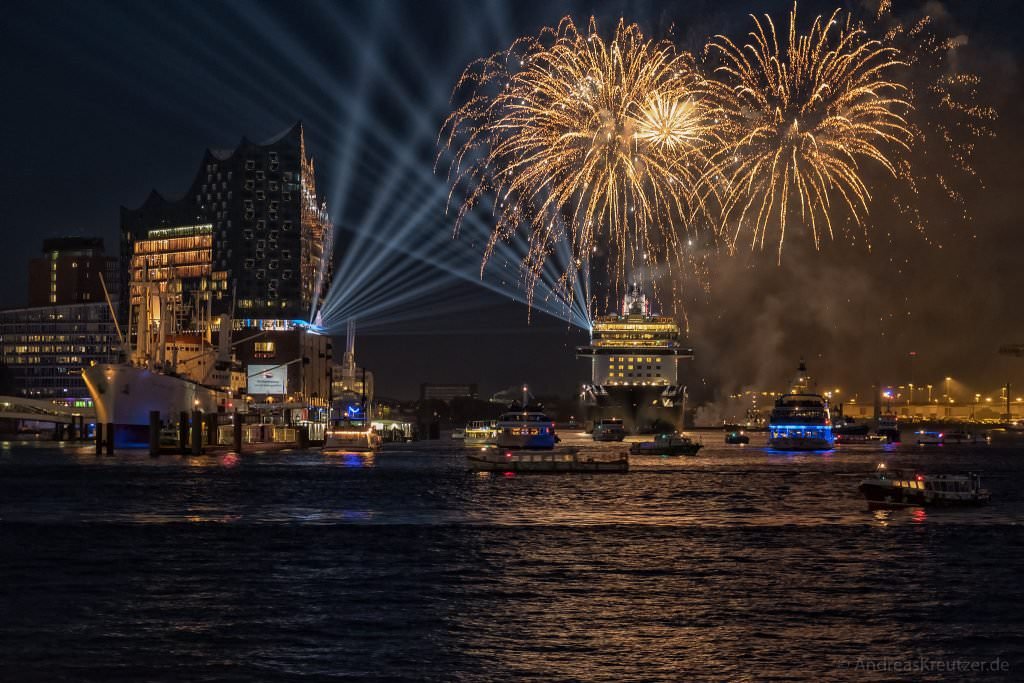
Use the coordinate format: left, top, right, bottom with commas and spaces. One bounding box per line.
1, 0, 1021, 402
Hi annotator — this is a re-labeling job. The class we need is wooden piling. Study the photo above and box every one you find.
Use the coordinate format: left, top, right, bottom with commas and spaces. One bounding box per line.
178, 411, 189, 454
105, 422, 115, 455
149, 411, 160, 457
191, 409, 202, 455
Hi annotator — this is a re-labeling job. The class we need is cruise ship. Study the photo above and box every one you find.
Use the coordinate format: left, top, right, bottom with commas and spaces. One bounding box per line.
576, 285, 693, 433
767, 360, 835, 451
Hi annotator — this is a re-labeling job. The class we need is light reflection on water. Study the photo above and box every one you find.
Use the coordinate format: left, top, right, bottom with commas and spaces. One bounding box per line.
0, 432, 1020, 528
2, 433, 1023, 680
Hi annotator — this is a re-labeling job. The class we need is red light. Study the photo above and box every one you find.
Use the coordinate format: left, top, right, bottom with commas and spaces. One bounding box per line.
503, 471, 515, 478
916, 474, 924, 481
505, 452, 512, 458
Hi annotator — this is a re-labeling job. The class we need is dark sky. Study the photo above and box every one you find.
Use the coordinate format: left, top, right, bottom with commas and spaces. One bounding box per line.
1, 0, 1021, 402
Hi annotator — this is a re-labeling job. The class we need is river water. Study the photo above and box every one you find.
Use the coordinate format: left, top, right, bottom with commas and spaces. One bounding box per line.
1, 433, 1022, 681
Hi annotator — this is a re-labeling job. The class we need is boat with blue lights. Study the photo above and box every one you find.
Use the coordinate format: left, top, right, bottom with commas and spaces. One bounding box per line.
767, 360, 834, 451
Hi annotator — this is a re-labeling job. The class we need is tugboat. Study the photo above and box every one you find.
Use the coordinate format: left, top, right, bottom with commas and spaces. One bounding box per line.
767, 360, 834, 451
858, 463, 991, 508
630, 433, 702, 456
592, 418, 627, 442
495, 410, 558, 449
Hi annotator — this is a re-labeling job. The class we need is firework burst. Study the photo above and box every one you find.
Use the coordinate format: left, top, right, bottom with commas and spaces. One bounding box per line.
708, 5, 913, 260
440, 16, 723, 311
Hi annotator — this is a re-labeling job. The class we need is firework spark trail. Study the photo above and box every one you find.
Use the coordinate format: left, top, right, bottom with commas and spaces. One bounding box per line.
440, 16, 724, 313
870, 4, 997, 246
707, 5, 913, 261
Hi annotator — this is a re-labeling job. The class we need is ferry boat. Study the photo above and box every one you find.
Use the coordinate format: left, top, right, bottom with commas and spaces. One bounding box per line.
858, 464, 991, 508
767, 360, 834, 451
495, 411, 557, 450
467, 449, 628, 473
592, 418, 626, 442
323, 424, 382, 453
629, 433, 702, 456
464, 420, 498, 446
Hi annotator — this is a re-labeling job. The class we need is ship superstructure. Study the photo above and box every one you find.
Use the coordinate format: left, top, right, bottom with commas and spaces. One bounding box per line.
576, 285, 693, 433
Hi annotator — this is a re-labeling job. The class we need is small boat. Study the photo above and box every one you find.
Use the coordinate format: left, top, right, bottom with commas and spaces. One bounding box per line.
592, 418, 626, 442
451, 427, 466, 440
914, 430, 943, 446
495, 411, 557, 450
725, 430, 749, 445
630, 433, 702, 456
464, 420, 498, 446
876, 414, 900, 443
835, 418, 871, 443
858, 463, 991, 508
467, 448, 628, 473
323, 424, 382, 453
942, 430, 988, 445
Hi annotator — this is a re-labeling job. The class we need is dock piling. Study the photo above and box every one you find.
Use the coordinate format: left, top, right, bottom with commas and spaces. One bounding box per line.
105, 422, 114, 455
149, 411, 160, 457
191, 409, 202, 455
178, 411, 189, 454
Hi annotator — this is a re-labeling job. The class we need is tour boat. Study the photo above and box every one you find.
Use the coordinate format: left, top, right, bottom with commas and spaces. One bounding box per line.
323, 424, 382, 453
495, 411, 557, 449
464, 420, 498, 446
768, 393, 835, 451
592, 418, 626, 442
629, 433, 702, 456
858, 463, 991, 508
467, 449, 628, 473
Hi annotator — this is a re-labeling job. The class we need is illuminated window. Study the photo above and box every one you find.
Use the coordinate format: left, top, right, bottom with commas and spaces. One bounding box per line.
254, 341, 276, 354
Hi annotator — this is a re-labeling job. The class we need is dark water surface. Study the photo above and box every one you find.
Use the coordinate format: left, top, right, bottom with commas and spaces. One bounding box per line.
2, 434, 1023, 681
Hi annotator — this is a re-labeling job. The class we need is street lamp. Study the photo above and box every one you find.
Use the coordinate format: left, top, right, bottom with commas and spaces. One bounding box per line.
927, 384, 933, 403
945, 377, 952, 401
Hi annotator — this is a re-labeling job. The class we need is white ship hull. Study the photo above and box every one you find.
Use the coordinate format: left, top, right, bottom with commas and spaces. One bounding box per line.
82, 363, 231, 447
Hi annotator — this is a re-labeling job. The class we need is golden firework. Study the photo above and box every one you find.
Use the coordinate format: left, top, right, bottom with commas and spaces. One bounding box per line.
708, 4, 913, 260
440, 16, 722, 309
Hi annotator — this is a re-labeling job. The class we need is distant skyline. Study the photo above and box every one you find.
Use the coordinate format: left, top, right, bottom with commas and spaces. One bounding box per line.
1, 0, 1022, 401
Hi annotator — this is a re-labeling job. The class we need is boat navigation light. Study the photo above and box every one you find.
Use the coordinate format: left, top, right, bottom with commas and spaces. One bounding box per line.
916, 474, 924, 481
